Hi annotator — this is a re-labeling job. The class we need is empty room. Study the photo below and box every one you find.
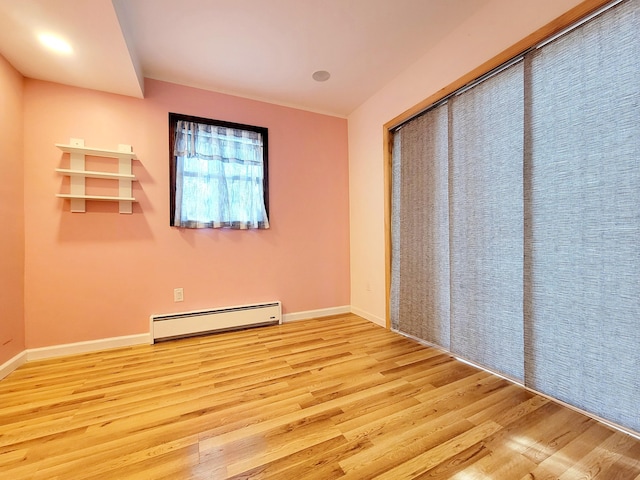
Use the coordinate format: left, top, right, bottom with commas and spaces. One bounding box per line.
0, 0, 638, 478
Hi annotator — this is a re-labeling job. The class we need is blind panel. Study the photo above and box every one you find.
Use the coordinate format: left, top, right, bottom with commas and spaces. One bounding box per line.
392, 104, 450, 347
390, 130, 402, 331
527, 0, 640, 432
450, 62, 524, 381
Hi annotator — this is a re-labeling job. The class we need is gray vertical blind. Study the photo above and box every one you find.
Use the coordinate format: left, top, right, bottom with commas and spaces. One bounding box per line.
391, 104, 450, 347
450, 62, 525, 382
390, 131, 402, 332
526, 0, 640, 432
391, 0, 639, 434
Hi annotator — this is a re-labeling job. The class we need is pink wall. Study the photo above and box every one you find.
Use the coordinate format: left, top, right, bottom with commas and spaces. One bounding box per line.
0, 55, 25, 364
23, 78, 350, 349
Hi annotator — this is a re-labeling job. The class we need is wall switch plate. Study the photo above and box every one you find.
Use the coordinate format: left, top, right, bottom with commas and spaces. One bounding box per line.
174, 288, 184, 302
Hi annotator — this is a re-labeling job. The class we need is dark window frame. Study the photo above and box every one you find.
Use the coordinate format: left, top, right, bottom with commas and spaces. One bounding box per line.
169, 112, 269, 227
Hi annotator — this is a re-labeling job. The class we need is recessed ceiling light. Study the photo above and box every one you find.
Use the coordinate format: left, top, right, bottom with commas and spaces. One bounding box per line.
312, 70, 331, 82
38, 33, 73, 55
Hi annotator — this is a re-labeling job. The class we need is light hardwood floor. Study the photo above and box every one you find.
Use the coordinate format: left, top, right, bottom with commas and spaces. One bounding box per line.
1, 314, 639, 479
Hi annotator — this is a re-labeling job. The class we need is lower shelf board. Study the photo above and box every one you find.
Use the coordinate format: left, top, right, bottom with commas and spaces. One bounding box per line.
56, 194, 136, 202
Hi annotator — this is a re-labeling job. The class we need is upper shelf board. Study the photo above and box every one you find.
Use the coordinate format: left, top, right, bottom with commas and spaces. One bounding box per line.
56, 143, 138, 160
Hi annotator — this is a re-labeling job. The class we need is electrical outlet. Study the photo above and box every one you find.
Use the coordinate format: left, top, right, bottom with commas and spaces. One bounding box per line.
174, 288, 184, 302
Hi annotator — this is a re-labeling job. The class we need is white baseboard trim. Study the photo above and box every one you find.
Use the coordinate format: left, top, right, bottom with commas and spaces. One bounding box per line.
2, 308, 354, 372
26, 333, 151, 361
0, 350, 28, 381
2, 306, 379, 374
350, 306, 386, 327
282, 305, 351, 323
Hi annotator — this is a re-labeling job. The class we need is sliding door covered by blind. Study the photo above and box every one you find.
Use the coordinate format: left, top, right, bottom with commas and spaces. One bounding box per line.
390, 0, 640, 434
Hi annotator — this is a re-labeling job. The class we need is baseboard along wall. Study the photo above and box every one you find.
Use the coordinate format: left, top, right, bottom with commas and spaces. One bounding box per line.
0, 305, 357, 380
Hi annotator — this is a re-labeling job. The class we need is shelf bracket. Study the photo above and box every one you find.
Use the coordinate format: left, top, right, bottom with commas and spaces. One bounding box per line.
118, 144, 133, 214
69, 138, 86, 213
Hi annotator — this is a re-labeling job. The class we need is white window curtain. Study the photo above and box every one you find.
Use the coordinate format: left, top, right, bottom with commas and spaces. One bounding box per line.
173, 120, 269, 229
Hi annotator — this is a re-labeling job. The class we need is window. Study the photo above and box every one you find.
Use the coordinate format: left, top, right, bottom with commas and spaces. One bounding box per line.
169, 113, 269, 229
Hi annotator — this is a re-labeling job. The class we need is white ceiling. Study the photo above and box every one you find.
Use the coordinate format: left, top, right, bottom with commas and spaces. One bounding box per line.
0, 0, 490, 117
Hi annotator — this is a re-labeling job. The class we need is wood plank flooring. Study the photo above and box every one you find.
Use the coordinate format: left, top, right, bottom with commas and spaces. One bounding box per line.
1, 314, 639, 479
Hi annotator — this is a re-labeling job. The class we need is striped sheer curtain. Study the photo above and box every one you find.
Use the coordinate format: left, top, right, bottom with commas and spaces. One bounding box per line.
391, 0, 640, 434
173, 120, 269, 229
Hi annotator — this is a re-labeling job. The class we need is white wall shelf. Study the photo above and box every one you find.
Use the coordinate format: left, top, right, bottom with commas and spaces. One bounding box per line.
55, 138, 138, 214
56, 194, 137, 202
55, 169, 137, 181
55, 144, 137, 159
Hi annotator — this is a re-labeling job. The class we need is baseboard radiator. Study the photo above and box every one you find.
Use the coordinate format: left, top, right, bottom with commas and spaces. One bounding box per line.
150, 301, 281, 343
